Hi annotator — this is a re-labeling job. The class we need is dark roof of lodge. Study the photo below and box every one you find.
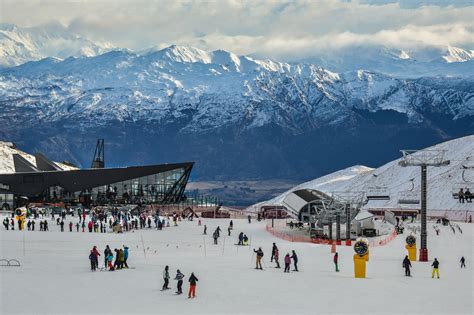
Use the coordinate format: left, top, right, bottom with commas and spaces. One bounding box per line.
0, 162, 194, 197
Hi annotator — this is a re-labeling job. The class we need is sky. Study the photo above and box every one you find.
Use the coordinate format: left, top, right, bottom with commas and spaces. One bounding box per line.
1, 0, 473, 61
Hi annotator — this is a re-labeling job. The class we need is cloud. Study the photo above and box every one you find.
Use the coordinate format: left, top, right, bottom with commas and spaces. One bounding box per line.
1, 0, 473, 60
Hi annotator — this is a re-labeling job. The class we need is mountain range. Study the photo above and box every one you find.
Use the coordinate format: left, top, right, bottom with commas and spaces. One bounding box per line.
0, 24, 473, 191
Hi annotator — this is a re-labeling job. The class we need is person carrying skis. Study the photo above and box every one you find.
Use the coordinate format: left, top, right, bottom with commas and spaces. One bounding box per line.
334, 252, 339, 272
253, 247, 264, 270
284, 253, 291, 273
290, 250, 299, 271
188, 272, 199, 298
174, 269, 185, 294
162, 265, 170, 290
403, 255, 412, 276
460, 256, 466, 268
431, 258, 440, 279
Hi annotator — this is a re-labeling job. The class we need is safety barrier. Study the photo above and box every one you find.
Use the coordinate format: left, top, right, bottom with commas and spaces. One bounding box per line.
266, 222, 398, 247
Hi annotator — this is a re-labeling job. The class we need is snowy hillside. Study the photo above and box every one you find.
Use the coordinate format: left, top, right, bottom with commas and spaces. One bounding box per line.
0, 141, 76, 173
253, 135, 474, 211
0, 23, 114, 68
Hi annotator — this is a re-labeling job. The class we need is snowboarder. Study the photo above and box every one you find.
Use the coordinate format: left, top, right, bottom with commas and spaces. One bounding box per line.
431, 258, 440, 279
162, 265, 170, 290
238, 232, 244, 245
460, 256, 466, 268
284, 253, 291, 273
403, 255, 412, 276
290, 250, 299, 271
243, 234, 249, 246
174, 269, 185, 294
253, 247, 264, 270
188, 272, 199, 298
334, 252, 339, 272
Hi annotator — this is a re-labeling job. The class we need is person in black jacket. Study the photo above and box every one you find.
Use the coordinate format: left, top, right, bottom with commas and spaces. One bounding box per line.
290, 250, 298, 271
174, 269, 185, 294
460, 256, 466, 268
403, 255, 412, 276
431, 258, 440, 278
271, 243, 277, 262
188, 272, 199, 298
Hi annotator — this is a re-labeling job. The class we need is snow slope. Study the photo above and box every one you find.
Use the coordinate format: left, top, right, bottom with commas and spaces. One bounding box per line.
253, 135, 474, 211
0, 217, 472, 314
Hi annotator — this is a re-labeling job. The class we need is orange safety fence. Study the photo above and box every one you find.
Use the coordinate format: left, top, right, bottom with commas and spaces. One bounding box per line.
266, 222, 398, 247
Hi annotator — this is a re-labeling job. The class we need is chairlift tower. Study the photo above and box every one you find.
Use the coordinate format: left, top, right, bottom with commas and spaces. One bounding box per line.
399, 149, 450, 261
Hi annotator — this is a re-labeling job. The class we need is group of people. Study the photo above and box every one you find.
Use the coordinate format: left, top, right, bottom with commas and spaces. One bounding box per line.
253, 243, 299, 272
402, 256, 466, 278
457, 188, 472, 203
88, 245, 129, 271
3, 217, 52, 231
162, 265, 199, 298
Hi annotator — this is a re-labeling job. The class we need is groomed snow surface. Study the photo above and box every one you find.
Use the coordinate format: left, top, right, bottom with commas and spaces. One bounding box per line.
0, 217, 472, 314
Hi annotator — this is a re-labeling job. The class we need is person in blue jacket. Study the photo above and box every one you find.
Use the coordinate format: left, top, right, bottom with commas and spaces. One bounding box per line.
123, 245, 129, 268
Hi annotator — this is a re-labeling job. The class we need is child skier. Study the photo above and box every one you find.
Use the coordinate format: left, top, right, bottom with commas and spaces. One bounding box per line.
188, 272, 199, 298
334, 252, 339, 272
403, 255, 412, 276
253, 247, 264, 270
431, 258, 440, 279
284, 253, 291, 273
174, 269, 185, 294
162, 266, 170, 290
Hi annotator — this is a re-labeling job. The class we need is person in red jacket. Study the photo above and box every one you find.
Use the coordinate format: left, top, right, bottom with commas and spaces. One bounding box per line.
91, 246, 100, 269
88, 221, 93, 232
334, 252, 339, 272
284, 253, 291, 273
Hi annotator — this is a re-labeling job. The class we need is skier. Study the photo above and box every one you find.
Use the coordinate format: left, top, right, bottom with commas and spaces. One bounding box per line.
89, 250, 98, 271
253, 247, 264, 270
431, 258, 440, 279
248, 215, 251, 223
76, 222, 80, 232
460, 256, 466, 268
213, 230, 219, 245
69, 221, 73, 232
31, 220, 35, 231
113, 249, 120, 269
215, 226, 221, 237
43, 220, 48, 231
403, 255, 412, 276
188, 272, 199, 298
162, 265, 170, 290
118, 249, 125, 269
290, 250, 299, 271
81, 221, 85, 232
284, 253, 291, 273
174, 269, 185, 294
271, 243, 277, 262
334, 252, 339, 272
123, 245, 129, 268
274, 246, 280, 268
203, 225, 207, 235
229, 220, 233, 230
227, 225, 231, 236
104, 245, 112, 269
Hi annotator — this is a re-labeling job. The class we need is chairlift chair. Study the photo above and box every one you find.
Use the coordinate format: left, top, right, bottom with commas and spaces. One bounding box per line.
398, 178, 420, 205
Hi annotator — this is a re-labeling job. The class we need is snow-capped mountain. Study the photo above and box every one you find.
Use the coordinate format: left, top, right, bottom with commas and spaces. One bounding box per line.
0, 23, 114, 68
302, 45, 474, 78
252, 135, 474, 211
0, 45, 473, 181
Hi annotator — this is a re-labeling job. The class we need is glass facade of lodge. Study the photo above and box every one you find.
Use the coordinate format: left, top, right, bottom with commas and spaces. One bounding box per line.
0, 162, 193, 209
